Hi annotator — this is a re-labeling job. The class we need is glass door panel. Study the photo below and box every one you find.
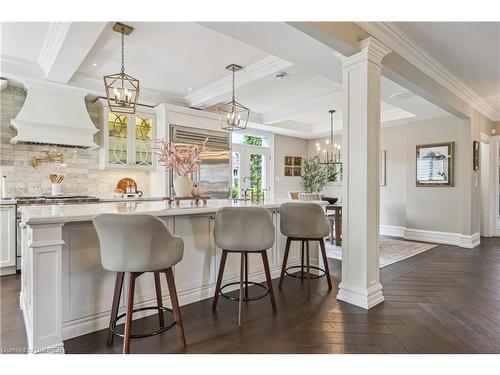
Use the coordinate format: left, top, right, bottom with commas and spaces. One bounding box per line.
232, 145, 269, 200
134, 115, 153, 166
108, 113, 128, 165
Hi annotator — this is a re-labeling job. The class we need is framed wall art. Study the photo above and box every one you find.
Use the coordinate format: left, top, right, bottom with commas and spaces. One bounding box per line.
416, 142, 454, 187
284, 156, 293, 166
284, 167, 293, 177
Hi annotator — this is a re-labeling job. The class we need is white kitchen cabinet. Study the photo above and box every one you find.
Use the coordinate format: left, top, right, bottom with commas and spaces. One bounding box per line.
0, 205, 16, 275
97, 99, 156, 171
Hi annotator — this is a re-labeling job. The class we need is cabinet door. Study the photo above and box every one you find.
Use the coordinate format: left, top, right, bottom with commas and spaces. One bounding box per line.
107, 112, 130, 167
133, 113, 155, 169
0, 206, 16, 268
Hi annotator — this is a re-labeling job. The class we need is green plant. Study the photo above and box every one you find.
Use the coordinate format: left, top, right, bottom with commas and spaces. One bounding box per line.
231, 183, 239, 199
327, 163, 341, 182
301, 156, 328, 193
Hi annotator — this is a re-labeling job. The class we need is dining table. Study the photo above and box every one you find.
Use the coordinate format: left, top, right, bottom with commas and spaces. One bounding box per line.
325, 203, 342, 246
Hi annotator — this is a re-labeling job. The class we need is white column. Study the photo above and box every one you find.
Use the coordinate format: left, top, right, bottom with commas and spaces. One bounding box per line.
336, 38, 391, 309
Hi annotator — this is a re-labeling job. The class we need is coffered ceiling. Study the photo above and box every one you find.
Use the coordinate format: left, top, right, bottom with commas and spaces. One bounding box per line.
2, 21, 485, 139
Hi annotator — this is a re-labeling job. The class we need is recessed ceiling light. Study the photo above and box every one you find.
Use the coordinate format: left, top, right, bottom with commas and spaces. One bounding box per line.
92, 63, 98, 67
274, 72, 288, 80
188, 87, 193, 91
390, 91, 416, 100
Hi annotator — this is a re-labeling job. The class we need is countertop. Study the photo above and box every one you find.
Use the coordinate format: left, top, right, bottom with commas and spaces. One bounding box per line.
0, 199, 17, 205
19, 199, 316, 225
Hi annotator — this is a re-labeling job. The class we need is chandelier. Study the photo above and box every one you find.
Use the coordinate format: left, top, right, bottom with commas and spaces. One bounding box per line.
316, 110, 341, 165
217, 64, 250, 131
103, 23, 140, 114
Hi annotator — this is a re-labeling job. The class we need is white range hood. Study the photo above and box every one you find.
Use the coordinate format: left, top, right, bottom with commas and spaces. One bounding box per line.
10, 82, 98, 148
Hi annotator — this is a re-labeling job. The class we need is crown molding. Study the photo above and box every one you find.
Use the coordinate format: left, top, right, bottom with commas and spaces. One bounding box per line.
185, 55, 294, 108
356, 22, 500, 122
38, 23, 71, 78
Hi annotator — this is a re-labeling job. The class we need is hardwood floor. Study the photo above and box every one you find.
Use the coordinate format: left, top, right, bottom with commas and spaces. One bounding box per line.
1, 237, 500, 354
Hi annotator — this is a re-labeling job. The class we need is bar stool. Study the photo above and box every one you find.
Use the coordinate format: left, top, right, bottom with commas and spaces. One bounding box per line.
278, 202, 333, 295
212, 207, 277, 326
93, 213, 186, 354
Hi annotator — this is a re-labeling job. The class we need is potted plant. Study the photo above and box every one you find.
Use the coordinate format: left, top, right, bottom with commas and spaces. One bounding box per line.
301, 156, 328, 193
156, 138, 207, 197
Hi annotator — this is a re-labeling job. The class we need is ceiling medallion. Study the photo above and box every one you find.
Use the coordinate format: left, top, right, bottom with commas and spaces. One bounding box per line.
103, 22, 140, 114
217, 64, 250, 131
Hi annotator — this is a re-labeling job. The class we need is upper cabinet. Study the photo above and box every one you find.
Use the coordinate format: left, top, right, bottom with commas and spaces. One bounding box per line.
97, 100, 156, 170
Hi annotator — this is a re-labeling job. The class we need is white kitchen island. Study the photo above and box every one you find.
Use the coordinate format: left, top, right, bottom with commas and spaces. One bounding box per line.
18, 199, 322, 353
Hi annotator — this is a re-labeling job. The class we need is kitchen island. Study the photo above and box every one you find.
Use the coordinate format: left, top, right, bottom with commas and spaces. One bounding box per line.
18, 199, 322, 353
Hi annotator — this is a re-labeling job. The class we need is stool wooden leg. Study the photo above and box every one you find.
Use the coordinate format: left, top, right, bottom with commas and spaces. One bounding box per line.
278, 238, 291, 290
212, 250, 228, 311
154, 272, 165, 327
306, 241, 311, 297
123, 272, 137, 354
107, 272, 124, 345
261, 250, 277, 313
244, 252, 249, 300
319, 239, 333, 290
165, 268, 186, 349
238, 252, 245, 326
300, 240, 305, 281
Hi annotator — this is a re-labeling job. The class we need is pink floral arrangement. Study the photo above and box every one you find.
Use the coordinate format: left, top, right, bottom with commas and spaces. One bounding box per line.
155, 138, 208, 176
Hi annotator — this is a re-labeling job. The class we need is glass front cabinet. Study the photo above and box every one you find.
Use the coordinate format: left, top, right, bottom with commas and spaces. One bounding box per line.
98, 100, 156, 170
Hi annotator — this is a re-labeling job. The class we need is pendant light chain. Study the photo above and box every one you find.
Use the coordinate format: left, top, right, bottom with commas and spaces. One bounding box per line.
121, 30, 125, 74
232, 68, 235, 102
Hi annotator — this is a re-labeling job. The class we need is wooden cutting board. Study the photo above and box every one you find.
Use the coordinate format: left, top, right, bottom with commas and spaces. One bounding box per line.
117, 178, 137, 193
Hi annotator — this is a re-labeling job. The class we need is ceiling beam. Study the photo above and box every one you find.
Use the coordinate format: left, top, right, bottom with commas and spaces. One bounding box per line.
38, 22, 107, 83
185, 55, 293, 108
198, 22, 343, 84
356, 22, 500, 121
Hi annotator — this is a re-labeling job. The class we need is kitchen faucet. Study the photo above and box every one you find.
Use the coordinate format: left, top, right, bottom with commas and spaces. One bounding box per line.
242, 177, 252, 202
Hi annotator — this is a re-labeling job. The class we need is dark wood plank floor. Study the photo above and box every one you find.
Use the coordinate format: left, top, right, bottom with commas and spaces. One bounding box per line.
2, 237, 500, 354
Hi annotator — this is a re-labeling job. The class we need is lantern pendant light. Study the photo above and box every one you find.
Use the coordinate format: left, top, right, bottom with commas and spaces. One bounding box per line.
217, 64, 250, 131
103, 23, 140, 114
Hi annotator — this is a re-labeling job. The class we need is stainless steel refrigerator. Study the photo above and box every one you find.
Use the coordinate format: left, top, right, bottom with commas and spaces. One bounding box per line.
169, 124, 231, 199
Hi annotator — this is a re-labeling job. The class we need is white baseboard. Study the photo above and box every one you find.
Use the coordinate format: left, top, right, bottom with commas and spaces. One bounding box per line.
380, 225, 480, 249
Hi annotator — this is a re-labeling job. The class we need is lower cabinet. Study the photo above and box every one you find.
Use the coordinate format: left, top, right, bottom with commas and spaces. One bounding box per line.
0, 205, 16, 276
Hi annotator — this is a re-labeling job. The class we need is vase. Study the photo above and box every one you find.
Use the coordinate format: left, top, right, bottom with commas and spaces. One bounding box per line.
173, 175, 193, 197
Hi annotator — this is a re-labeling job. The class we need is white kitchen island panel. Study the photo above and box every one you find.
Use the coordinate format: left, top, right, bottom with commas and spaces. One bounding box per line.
18, 199, 323, 353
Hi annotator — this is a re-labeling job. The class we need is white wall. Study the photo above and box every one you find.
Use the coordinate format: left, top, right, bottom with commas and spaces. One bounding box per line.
273, 134, 308, 199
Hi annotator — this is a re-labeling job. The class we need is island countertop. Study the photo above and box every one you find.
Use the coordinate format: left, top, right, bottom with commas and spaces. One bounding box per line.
18, 199, 305, 225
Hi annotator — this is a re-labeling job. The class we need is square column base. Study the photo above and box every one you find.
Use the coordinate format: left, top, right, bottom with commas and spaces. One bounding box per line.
336, 281, 384, 309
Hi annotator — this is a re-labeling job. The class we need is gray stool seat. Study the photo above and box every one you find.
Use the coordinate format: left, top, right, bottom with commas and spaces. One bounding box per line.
212, 207, 277, 326
278, 202, 333, 295
93, 213, 186, 354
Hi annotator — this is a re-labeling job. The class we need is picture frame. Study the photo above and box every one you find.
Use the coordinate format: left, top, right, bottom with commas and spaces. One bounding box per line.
293, 167, 302, 176
284, 167, 293, 177
416, 142, 454, 187
293, 156, 302, 166
284, 156, 293, 166
380, 150, 386, 186
473, 140, 480, 171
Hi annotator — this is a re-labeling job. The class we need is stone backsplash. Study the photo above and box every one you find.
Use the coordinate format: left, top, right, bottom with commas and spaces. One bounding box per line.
0, 82, 151, 198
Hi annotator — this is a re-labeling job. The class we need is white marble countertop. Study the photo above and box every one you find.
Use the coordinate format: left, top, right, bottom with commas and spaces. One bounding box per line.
98, 196, 166, 202
0, 199, 17, 205
19, 199, 314, 225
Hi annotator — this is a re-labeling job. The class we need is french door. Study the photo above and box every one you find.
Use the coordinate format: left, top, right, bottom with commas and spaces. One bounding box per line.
231, 144, 270, 200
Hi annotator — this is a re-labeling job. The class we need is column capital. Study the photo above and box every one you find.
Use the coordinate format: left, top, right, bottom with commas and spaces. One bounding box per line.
341, 37, 391, 68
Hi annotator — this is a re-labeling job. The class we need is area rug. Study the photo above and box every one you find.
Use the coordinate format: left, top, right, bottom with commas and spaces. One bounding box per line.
325, 237, 437, 268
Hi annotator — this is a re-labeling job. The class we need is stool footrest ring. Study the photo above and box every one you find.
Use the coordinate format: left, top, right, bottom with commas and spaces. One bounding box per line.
111, 306, 176, 339
285, 265, 326, 280
219, 281, 268, 302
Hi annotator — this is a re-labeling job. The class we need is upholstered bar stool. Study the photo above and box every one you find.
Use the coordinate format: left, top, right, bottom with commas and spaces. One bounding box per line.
278, 202, 333, 296
93, 214, 186, 354
212, 207, 277, 326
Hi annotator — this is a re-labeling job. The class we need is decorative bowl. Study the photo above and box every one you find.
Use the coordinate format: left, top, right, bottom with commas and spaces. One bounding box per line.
321, 196, 338, 204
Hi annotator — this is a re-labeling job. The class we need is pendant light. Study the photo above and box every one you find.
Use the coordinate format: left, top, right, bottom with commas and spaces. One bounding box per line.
316, 109, 341, 165
103, 23, 140, 114
217, 64, 250, 131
